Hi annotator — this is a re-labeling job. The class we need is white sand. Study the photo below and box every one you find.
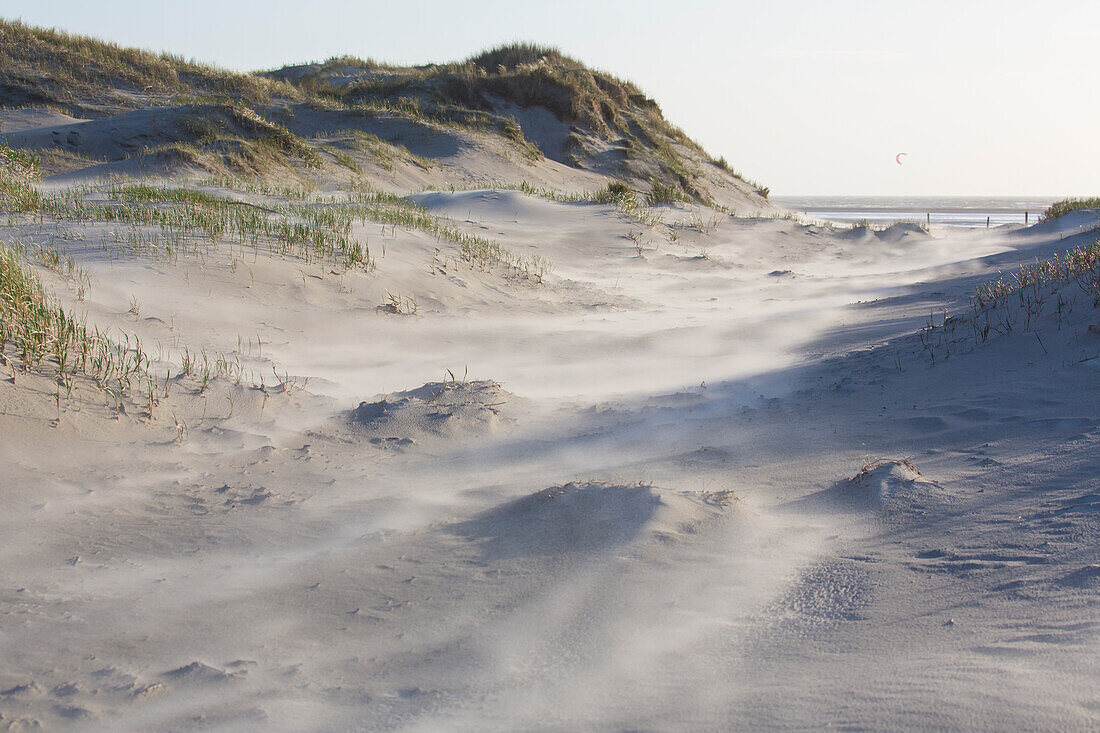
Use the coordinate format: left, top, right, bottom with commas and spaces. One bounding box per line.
2, 172, 1100, 730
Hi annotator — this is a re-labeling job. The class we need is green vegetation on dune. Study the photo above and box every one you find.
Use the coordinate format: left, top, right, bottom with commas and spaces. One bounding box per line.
0, 18, 298, 113
0, 167, 373, 270
974, 240, 1100, 308
0, 19, 768, 207
0, 238, 156, 412
0, 20, 328, 179
321, 129, 438, 172
915, 240, 1100, 364
0, 139, 41, 178
306, 42, 683, 145
1043, 198, 1100, 221
0, 154, 43, 211
170, 102, 326, 175
0, 165, 552, 279
179, 103, 323, 168
0, 170, 552, 414
0, 235, 270, 419
267, 42, 761, 202
106, 183, 222, 206
326, 97, 545, 163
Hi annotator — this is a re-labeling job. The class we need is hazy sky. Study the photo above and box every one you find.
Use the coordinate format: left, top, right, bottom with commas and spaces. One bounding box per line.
5, 0, 1098, 195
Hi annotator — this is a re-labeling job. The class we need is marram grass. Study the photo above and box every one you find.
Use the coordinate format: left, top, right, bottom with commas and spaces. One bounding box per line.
1042, 198, 1100, 221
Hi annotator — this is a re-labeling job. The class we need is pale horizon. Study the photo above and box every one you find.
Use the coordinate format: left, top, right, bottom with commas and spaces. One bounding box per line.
3, 0, 1098, 198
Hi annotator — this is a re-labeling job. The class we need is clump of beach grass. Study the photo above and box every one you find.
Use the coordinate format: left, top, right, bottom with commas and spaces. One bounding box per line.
973, 240, 1100, 309
0, 237, 302, 420
0, 140, 41, 180
1042, 198, 1100, 221
0, 238, 152, 413
646, 180, 681, 207
2, 176, 375, 271
913, 240, 1100, 365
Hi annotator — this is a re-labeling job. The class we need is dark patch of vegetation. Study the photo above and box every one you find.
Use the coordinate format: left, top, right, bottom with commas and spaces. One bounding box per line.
342, 95, 543, 162
322, 44, 672, 146
337, 130, 436, 171
324, 145, 362, 174
180, 103, 322, 168
468, 43, 566, 72
646, 180, 680, 206
0, 139, 40, 179
149, 103, 324, 175
0, 152, 43, 211
592, 180, 639, 210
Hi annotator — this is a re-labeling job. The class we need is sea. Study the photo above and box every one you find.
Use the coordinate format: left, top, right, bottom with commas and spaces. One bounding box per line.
772, 196, 1057, 229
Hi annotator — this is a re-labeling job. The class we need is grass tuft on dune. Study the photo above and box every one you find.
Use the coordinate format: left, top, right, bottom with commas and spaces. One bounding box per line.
1042, 197, 1100, 221
0, 238, 152, 411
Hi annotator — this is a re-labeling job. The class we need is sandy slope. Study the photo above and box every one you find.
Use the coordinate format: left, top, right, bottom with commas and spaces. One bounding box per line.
1, 187, 1099, 731
2, 105, 768, 213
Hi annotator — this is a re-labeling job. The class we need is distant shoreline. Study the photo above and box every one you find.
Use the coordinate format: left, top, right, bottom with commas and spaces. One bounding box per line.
773, 196, 1056, 227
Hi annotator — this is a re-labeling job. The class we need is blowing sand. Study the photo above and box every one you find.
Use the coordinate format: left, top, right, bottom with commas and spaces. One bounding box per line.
2, 172, 1100, 731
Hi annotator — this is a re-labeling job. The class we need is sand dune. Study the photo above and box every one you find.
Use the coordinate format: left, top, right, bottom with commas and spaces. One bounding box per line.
450, 481, 739, 558
2, 21, 1099, 732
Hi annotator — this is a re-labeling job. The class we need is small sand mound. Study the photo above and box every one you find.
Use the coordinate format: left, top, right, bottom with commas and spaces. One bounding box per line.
852, 458, 923, 488
876, 222, 930, 242
162, 662, 242, 684
841, 459, 946, 516
840, 222, 929, 243
351, 380, 510, 442
1059, 564, 1100, 588
839, 225, 878, 240
450, 481, 739, 559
